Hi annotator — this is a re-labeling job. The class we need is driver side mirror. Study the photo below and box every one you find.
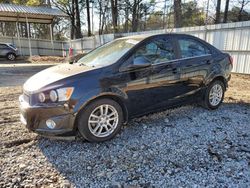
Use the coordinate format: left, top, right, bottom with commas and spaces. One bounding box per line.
126, 56, 151, 70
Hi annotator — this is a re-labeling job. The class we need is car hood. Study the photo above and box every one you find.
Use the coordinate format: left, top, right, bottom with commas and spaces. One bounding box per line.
23, 63, 96, 93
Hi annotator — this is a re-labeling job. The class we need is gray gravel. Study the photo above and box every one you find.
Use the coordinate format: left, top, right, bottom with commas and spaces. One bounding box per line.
1, 102, 250, 187
0, 72, 250, 187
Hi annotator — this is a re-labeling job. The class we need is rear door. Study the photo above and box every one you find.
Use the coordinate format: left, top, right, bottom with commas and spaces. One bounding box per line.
176, 36, 213, 98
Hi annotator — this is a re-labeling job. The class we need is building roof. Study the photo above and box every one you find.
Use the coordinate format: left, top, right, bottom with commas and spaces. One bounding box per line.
0, 3, 68, 24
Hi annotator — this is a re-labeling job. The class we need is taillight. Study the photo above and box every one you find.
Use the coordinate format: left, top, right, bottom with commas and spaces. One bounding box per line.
229, 56, 233, 67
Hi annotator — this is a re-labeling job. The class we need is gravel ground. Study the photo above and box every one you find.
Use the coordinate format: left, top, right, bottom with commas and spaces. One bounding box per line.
0, 72, 250, 188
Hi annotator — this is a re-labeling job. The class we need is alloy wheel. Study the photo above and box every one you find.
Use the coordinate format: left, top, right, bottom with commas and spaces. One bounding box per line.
209, 84, 223, 106
88, 104, 119, 138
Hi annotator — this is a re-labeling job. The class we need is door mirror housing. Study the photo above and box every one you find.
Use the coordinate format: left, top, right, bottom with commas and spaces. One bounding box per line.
126, 56, 151, 70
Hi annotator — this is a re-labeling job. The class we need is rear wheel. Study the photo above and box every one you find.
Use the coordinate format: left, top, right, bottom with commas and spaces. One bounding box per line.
6, 53, 16, 61
77, 98, 123, 142
202, 80, 225, 110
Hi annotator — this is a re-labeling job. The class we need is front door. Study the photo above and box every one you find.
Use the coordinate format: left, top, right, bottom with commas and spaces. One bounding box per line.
116, 36, 183, 116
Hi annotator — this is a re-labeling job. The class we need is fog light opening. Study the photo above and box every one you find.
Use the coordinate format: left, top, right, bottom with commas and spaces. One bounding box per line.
46, 119, 56, 129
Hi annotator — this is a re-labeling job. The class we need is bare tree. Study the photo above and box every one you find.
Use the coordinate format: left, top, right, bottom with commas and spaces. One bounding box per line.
75, 0, 82, 38
86, 0, 91, 36
131, 0, 144, 32
95, 0, 109, 35
238, 0, 250, 21
174, 0, 182, 28
223, 0, 230, 23
110, 0, 118, 33
52, 0, 82, 39
215, 0, 221, 23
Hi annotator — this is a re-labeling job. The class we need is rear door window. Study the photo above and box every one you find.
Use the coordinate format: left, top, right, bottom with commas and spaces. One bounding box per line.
178, 38, 211, 58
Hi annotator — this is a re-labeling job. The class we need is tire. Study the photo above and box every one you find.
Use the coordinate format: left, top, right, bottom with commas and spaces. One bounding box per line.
202, 80, 225, 110
6, 53, 16, 61
77, 98, 124, 142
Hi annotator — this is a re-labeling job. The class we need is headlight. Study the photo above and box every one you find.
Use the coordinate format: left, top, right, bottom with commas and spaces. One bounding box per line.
38, 92, 46, 103
57, 87, 74, 101
49, 90, 58, 102
38, 87, 74, 103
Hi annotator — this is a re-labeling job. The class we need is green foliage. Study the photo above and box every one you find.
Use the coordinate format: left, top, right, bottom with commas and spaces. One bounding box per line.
227, 6, 250, 22
1, 0, 42, 6
181, 1, 205, 27
26, 0, 41, 6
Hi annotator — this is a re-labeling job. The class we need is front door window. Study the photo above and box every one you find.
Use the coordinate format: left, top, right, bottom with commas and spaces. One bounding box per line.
134, 38, 176, 64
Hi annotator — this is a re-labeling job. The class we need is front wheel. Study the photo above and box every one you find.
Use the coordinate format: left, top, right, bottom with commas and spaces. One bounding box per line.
202, 80, 225, 110
77, 98, 124, 142
7, 53, 16, 61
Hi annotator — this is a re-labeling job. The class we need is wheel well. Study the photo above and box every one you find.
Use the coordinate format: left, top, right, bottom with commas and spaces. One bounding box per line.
74, 95, 129, 130
6, 52, 16, 56
211, 76, 227, 88
96, 95, 128, 124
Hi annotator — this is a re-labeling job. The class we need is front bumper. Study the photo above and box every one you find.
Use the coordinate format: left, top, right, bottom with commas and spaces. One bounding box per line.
19, 95, 76, 136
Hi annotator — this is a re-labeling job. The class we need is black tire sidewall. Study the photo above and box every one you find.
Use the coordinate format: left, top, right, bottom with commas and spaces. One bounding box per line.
77, 98, 123, 142
205, 80, 225, 110
7, 53, 16, 61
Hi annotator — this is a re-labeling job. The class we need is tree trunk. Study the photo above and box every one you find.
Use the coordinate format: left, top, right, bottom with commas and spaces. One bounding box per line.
71, 18, 75, 39
75, 0, 82, 38
70, 0, 76, 39
22, 23, 28, 38
98, 0, 102, 35
132, 0, 139, 32
0, 22, 3, 36
86, 0, 91, 36
47, 0, 51, 7
174, 0, 182, 28
110, 0, 118, 33
215, 0, 221, 24
223, 0, 230, 23
124, 6, 129, 32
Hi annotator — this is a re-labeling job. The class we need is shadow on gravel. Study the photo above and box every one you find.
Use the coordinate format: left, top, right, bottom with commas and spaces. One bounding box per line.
36, 102, 250, 187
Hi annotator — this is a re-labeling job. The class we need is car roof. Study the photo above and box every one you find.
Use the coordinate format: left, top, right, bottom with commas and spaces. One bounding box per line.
120, 33, 191, 40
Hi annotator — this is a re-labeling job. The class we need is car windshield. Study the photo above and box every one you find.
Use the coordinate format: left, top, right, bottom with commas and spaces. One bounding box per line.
77, 38, 142, 67
8, 44, 16, 49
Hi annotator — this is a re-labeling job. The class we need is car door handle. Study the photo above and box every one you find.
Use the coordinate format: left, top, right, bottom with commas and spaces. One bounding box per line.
206, 60, 212, 65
